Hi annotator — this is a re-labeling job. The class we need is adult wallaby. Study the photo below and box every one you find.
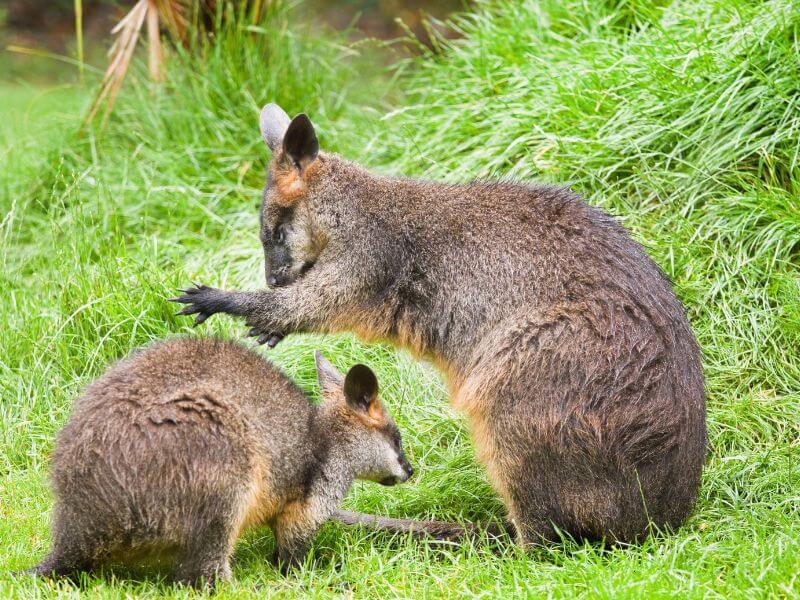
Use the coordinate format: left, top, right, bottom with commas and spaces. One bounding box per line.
174, 104, 706, 545
27, 338, 412, 588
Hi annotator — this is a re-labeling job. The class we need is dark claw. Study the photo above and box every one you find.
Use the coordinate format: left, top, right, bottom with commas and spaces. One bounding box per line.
170, 284, 221, 328
247, 328, 260, 338
257, 334, 271, 345
267, 335, 282, 348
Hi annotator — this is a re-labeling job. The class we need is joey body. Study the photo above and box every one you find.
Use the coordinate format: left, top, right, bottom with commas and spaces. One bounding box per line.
175, 105, 706, 545
28, 338, 410, 588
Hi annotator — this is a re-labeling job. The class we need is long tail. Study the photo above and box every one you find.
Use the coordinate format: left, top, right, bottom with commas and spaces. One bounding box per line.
332, 509, 510, 542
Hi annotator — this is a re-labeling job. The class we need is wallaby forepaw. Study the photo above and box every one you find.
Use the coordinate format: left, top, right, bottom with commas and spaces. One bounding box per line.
272, 549, 305, 575
245, 322, 285, 348
174, 563, 231, 591
170, 284, 230, 326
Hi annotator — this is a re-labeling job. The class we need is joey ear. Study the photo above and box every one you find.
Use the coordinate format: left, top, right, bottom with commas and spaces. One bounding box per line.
314, 351, 343, 394
260, 103, 291, 152
343, 364, 379, 412
282, 114, 319, 172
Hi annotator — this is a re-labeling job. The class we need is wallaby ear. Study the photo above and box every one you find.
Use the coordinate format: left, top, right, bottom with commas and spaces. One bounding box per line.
260, 103, 291, 152
315, 351, 343, 395
282, 114, 319, 172
343, 364, 379, 413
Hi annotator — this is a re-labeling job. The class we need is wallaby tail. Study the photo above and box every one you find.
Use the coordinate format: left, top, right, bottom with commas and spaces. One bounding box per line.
332, 509, 511, 543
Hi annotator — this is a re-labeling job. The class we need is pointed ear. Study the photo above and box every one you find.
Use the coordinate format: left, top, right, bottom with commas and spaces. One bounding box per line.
315, 351, 343, 395
282, 114, 319, 172
260, 103, 291, 152
343, 364, 378, 412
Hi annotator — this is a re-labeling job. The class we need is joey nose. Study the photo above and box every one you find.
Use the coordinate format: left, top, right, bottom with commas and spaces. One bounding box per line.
400, 460, 414, 481
268, 275, 278, 287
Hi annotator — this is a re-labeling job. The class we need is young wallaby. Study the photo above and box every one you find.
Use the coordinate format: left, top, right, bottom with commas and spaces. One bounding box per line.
28, 338, 412, 588
174, 104, 707, 545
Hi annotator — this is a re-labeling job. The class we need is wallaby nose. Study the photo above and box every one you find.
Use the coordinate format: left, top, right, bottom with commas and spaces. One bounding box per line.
268, 275, 278, 286
403, 462, 414, 480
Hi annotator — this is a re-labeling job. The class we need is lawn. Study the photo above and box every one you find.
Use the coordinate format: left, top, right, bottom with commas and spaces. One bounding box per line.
1, 0, 799, 597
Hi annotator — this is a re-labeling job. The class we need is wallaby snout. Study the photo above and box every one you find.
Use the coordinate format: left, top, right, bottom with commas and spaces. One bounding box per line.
381, 457, 414, 486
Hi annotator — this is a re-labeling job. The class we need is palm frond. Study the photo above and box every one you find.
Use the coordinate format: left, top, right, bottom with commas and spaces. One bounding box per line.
84, 0, 187, 127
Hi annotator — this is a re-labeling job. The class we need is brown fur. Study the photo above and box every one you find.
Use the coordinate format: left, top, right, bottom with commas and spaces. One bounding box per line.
28, 338, 412, 588
174, 105, 706, 546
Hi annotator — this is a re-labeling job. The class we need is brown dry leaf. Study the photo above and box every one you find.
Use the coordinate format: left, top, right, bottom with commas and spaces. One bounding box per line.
85, 0, 189, 127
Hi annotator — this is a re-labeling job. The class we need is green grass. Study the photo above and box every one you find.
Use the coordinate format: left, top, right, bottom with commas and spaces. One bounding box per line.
1, 0, 799, 597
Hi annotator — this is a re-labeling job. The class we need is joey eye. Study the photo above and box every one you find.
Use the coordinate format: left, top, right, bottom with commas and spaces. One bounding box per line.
274, 224, 286, 244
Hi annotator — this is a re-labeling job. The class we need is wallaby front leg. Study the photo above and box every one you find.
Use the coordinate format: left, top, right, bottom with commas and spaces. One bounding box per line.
172, 251, 385, 345
171, 285, 287, 346
270, 500, 329, 573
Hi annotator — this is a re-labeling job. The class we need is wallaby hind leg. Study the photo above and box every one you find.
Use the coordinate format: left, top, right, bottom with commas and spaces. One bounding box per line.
497, 469, 561, 547
28, 508, 102, 579
498, 446, 661, 545
27, 553, 90, 579
464, 404, 563, 547
172, 515, 236, 590
27, 536, 97, 579
485, 416, 650, 545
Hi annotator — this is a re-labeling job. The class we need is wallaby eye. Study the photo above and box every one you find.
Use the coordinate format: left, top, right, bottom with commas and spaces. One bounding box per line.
389, 429, 402, 451
274, 224, 286, 244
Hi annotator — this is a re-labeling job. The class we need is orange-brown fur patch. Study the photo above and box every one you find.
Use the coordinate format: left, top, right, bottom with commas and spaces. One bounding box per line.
271, 157, 322, 206
451, 354, 508, 414
460, 391, 514, 519
366, 398, 388, 427
272, 499, 316, 541
328, 307, 390, 342
236, 456, 280, 537
331, 309, 466, 395
450, 363, 514, 523
346, 397, 389, 430
393, 316, 429, 360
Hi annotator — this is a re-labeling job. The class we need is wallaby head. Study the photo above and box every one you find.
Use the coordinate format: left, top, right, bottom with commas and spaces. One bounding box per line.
258, 104, 336, 289
313, 350, 413, 486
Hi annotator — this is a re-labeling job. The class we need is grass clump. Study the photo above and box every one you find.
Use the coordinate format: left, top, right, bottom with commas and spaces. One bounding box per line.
2, 0, 800, 597
381, 0, 800, 207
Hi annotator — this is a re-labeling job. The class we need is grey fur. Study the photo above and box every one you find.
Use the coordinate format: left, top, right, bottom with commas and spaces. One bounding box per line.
27, 338, 411, 588
260, 103, 291, 152
174, 105, 706, 546
314, 350, 343, 392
